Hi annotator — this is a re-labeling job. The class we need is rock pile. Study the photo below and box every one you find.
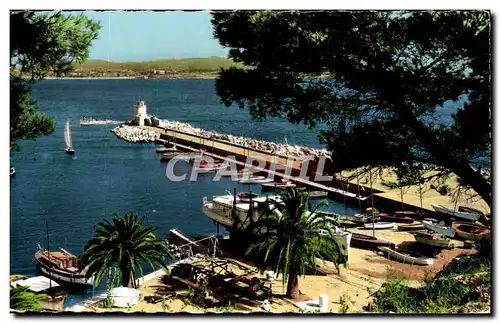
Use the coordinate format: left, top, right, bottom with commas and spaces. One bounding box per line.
111, 125, 160, 143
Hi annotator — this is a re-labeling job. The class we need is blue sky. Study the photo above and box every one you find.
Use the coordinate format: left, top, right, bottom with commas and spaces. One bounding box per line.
83, 11, 229, 62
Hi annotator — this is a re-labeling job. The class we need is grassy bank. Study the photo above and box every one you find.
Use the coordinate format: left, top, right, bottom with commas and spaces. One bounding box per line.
364, 254, 491, 313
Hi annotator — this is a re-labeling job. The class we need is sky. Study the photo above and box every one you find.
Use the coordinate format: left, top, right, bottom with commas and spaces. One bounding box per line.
82, 11, 229, 62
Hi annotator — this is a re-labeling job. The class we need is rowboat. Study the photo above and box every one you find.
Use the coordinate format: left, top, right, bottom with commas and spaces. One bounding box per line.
351, 233, 395, 250
352, 213, 380, 223
431, 204, 481, 221
379, 247, 434, 266
458, 206, 485, 216
422, 220, 455, 238
414, 232, 457, 249
363, 222, 395, 230
379, 213, 414, 224
451, 221, 490, 242
397, 222, 425, 231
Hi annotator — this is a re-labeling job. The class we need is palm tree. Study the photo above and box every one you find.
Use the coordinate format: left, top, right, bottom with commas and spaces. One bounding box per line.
81, 213, 174, 288
10, 286, 47, 311
245, 189, 347, 299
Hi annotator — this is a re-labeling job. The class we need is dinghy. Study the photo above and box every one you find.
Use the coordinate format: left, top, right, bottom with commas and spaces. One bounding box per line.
414, 232, 458, 249
379, 247, 434, 266
397, 222, 425, 231
64, 119, 75, 154
363, 222, 395, 230
451, 221, 490, 242
431, 204, 481, 221
423, 220, 456, 238
350, 233, 395, 250
379, 213, 414, 224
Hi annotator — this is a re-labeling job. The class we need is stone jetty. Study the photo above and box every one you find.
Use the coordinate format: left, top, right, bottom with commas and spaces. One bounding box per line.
111, 125, 160, 143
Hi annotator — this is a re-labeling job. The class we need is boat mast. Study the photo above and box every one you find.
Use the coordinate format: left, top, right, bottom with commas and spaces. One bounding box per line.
45, 221, 52, 289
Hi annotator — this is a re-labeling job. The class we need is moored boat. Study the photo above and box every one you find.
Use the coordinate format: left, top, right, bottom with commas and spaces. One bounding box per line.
350, 232, 395, 250
239, 175, 274, 184
422, 220, 455, 238
414, 232, 458, 249
397, 222, 425, 231
160, 151, 194, 162
378, 213, 414, 224
261, 181, 297, 191
378, 247, 433, 266
35, 246, 94, 288
451, 221, 490, 242
431, 204, 481, 221
363, 222, 395, 230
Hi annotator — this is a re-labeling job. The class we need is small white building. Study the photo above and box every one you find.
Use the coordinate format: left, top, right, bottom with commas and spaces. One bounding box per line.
134, 100, 148, 126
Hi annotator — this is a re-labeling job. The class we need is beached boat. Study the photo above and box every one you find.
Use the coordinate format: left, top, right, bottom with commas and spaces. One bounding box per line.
239, 175, 274, 184
451, 221, 490, 242
378, 247, 434, 266
35, 246, 94, 288
378, 213, 414, 224
422, 220, 456, 238
350, 233, 395, 250
431, 204, 481, 221
394, 210, 421, 218
397, 222, 425, 231
458, 206, 485, 216
64, 119, 75, 154
10, 167, 16, 176
414, 232, 457, 249
10, 275, 66, 311
336, 218, 360, 228
352, 213, 380, 223
261, 181, 297, 191
363, 222, 395, 230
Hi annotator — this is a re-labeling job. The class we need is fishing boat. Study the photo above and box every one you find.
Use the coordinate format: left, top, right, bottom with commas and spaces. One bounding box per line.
239, 175, 274, 184
397, 222, 425, 231
350, 233, 395, 250
422, 220, 456, 238
64, 119, 75, 154
363, 222, 395, 230
431, 204, 481, 221
414, 232, 458, 249
35, 246, 94, 288
378, 247, 434, 266
378, 213, 414, 224
261, 181, 297, 191
10, 167, 16, 176
10, 275, 66, 311
451, 221, 490, 242
458, 206, 485, 216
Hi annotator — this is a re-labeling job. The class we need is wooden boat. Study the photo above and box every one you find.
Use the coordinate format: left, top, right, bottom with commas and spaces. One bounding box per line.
363, 222, 395, 230
352, 213, 380, 223
458, 206, 485, 216
397, 222, 425, 231
451, 221, 491, 242
239, 175, 274, 184
35, 246, 94, 288
379, 247, 434, 266
423, 220, 455, 238
379, 213, 414, 224
64, 119, 75, 154
261, 181, 297, 191
10, 275, 67, 311
394, 210, 421, 218
414, 232, 457, 249
431, 204, 481, 221
350, 232, 395, 250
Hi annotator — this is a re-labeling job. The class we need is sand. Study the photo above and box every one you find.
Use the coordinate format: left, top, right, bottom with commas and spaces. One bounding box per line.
83, 227, 476, 314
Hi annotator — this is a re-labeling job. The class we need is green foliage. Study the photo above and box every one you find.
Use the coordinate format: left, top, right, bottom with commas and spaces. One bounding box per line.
365, 255, 491, 313
339, 295, 354, 314
10, 286, 48, 312
81, 213, 174, 288
10, 11, 100, 151
436, 184, 451, 195
212, 11, 491, 206
245, 189, 347, 298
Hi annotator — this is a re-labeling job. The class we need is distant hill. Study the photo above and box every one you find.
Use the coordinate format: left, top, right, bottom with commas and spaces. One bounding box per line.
70, 57, 247, 77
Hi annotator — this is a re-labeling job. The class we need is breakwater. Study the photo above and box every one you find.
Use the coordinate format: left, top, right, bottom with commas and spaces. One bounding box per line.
111, 125, 160, 143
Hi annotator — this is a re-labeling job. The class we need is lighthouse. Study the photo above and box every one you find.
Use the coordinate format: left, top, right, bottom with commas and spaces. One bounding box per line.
133, 99, 148, 126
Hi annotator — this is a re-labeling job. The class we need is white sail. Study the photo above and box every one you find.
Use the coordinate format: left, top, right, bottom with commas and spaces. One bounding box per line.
65, 120, 72, 149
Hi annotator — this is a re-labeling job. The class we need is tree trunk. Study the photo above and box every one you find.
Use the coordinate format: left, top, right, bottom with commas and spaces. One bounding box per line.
286, 271, 300, 299
120, 259, 134, 288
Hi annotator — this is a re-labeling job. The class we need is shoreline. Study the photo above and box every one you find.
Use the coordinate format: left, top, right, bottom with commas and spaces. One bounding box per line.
44, 73, 218, 80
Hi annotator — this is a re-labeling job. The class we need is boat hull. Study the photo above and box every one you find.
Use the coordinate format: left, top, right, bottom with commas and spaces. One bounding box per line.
397, 222, 425, 231
431, 204, 481, 221
351, 233, 395, 250
363, 222, 395, 230
451, 221, 490, 242
423, 221, 455, 238
379, 247, 433, 266
379, 214, 414, 224
414, 233, 456, 249
65, 149, 75, 155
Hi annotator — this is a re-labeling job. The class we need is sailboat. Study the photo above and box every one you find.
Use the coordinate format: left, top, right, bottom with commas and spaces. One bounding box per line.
64, 119, 75, 154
